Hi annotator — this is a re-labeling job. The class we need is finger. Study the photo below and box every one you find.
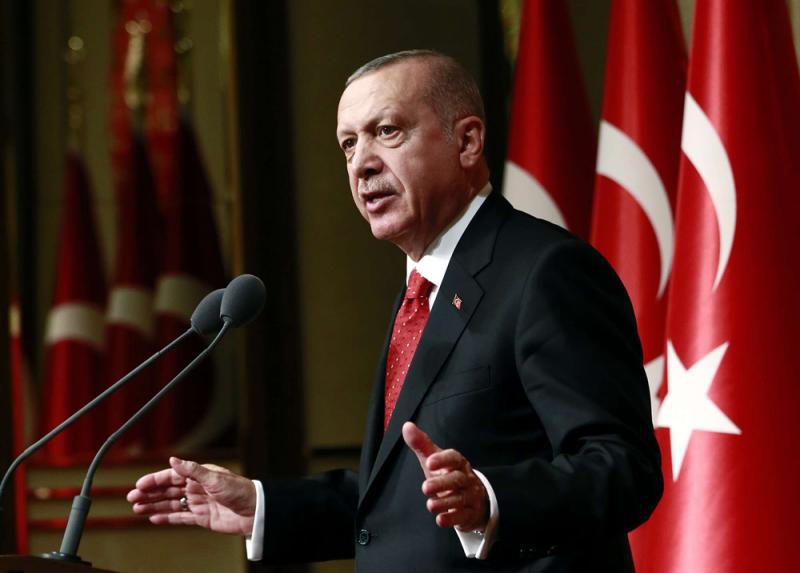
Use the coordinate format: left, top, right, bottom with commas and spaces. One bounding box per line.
202, 463, 233, 475
426, 449, 467, 473
132, 498, 188, 515
402, 422, 441, 470
426, 492, 467, 515
134, 467, 187, 492
422, 472, 467, 497
435, 508, 471, 529
169, 457, 220, 489
127, 486, 184, 504
148, 512, 200, 526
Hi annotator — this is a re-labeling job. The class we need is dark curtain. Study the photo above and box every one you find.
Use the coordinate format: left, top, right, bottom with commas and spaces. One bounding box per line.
232, 1, 307, 571
478, 0, 512, 193
0, 0, 34, 553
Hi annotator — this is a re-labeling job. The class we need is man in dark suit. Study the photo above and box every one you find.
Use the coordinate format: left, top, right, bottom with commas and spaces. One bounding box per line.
127, 50, 662, 571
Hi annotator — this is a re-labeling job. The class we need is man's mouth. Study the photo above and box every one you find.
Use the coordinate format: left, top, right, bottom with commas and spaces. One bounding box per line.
361, 184, 396, 212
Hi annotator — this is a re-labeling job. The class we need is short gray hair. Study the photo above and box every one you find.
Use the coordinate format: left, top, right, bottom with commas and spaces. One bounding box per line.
346, 50, 485, 133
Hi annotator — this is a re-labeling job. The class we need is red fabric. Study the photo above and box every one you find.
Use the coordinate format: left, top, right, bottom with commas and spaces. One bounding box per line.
590, 0, 686, 367
104, 135, 161, 452
109, 3, 227, 450
107, 0, 173, 453
637, 1, 800, 571
384, 270, 433, 430
505, 0, 596, 239
110, 0, 177, 213
40, 156, 106, 464
149, 121, 227, 449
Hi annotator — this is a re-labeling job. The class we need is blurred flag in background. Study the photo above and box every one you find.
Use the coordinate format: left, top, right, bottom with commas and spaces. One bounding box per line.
502, 0, 596, 239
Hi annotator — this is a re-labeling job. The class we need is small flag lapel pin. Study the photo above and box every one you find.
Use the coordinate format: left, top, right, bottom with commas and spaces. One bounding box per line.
452, 294, 462, 310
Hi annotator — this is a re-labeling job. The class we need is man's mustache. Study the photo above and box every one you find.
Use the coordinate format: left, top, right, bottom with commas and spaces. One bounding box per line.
360, 179, 397, 195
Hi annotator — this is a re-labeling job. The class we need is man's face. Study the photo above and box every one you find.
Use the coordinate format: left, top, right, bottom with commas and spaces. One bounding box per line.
336, 61, 466, 258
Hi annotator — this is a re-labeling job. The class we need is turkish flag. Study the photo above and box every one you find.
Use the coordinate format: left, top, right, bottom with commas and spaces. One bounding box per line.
503, 0, 596, 239
109, 0, 177, 212
590, 0, 686, 424
40, 155, 107, 464
149, 120, 227, 451
103, 135, 161, 453
637, 1, 800, 571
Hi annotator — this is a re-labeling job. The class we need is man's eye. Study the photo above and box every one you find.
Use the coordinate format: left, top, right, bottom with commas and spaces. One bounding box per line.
341, 138, 355, 151
378, 125, 398, 136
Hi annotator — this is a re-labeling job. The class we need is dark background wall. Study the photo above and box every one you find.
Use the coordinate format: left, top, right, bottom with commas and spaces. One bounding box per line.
0, 0, 720, 571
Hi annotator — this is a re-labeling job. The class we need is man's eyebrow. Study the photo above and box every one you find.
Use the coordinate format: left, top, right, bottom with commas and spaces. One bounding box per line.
336, 106, 400, 138
335, 126, 353, 139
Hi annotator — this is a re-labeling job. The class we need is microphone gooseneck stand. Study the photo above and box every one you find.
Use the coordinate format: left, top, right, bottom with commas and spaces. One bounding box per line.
0, 328, 195, 516
42, 320, 232, 565
0, 287, 224, 549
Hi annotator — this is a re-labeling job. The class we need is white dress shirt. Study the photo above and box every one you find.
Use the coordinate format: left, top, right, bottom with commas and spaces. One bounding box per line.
247, 183, 498, 561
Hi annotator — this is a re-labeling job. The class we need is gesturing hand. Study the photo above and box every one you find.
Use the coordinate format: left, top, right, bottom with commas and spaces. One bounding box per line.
127, 457, 256, 536
402, 422, 488, 532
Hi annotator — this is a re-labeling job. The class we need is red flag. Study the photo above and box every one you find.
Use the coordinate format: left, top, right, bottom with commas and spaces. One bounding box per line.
9, 302, 34, 552
109, 0, 177, 212
639, 1, 800, 571
40, 155, 107, 464
503, 0, 596, 239
590, 0, 686, 424
103, 135, 161, 453
149, 120, 227, 450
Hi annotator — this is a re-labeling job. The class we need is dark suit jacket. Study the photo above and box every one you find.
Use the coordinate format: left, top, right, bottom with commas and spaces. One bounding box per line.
262, 192, 663, 571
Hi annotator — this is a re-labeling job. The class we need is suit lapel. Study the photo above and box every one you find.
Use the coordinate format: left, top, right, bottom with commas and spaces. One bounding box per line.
359, 192, 511, 506
358, 288, 404, 495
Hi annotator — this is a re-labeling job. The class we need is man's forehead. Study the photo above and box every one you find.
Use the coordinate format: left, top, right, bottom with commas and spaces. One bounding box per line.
337, 61, 428, 123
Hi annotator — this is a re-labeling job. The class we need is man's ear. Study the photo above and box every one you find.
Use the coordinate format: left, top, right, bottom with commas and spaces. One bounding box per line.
454, 116, 486, 168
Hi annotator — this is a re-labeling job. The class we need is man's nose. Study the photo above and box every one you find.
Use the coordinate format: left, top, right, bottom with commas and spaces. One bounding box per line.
352, 139, 383, 179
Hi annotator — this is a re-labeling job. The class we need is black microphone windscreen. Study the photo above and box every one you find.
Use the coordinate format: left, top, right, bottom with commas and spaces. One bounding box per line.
191, 289, 226, 335
220, 274, 266, 327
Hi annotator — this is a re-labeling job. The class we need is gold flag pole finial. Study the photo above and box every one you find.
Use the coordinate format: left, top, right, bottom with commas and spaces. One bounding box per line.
64, 35, 86, 154
172, 0, 194, 111
124, 18, 151, 132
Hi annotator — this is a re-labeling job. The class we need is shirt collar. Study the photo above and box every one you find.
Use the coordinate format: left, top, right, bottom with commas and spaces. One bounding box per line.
406, 182, 492, 287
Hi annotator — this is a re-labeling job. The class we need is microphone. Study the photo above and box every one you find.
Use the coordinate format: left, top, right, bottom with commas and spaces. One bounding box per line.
220, 274, 265, 327
43, 274, 266, 564
191, 288, 226, 334
0, 288, 225, 522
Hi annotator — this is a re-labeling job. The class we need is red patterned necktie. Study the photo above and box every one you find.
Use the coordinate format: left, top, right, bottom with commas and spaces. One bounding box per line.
384, 269, 434, 430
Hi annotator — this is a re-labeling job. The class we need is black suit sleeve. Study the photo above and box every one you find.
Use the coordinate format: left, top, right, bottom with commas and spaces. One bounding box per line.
480, 239, 663, 550
261, 469, 359, 563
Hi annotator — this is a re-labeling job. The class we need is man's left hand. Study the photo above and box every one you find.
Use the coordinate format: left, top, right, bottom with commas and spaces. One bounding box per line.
402, 421, 488, 531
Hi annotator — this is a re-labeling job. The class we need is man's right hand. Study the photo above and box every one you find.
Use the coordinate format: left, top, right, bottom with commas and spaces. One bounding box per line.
127, 457, 256, 536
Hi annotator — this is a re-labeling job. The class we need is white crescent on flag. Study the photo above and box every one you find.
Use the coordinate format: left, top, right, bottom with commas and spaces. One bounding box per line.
503, 160, 568, 230
681, 93, 737, 289
596, 121, 675, 298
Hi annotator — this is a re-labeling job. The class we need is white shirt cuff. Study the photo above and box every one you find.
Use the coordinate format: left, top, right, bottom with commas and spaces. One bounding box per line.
245, 479, 265, 561
454, 469, 498, 560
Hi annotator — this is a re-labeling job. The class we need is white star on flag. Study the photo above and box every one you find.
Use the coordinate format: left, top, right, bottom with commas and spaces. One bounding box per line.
656, 341, 741, 481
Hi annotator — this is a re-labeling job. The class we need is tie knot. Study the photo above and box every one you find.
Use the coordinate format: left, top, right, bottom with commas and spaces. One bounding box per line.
406, 269, 434, 300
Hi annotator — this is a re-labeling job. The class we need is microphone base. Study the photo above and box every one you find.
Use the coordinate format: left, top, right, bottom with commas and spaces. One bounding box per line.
40, 551, 92, 566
